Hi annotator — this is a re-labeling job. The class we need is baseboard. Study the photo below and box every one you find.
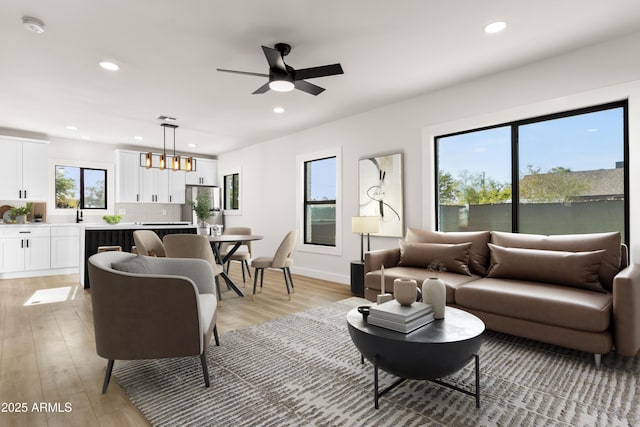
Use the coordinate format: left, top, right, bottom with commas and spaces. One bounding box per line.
291, 266, 350, 285
0, 267, 79, 280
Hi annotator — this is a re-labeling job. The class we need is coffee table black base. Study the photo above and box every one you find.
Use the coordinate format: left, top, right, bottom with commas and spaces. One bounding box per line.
371, 353, 480, 409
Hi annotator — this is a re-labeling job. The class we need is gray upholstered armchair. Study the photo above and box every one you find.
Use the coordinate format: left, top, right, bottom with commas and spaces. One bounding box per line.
88, 251, 219, 393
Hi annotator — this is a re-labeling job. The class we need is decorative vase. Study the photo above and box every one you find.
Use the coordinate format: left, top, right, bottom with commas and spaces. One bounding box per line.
422, 277, 446, 319
197, 222, 210, 235
394, 278, 417, 306
16, 214, 27, 224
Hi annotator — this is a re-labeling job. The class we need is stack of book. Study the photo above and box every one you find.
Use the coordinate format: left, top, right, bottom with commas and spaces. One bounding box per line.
368, 300, 434, 333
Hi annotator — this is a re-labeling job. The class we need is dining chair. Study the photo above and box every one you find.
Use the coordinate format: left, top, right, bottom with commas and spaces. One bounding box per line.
88, 251, 219, 393
163, 233, 225, 302
133, 230, 166, 257
220, 227, 252, 284
251, 230, 298, 300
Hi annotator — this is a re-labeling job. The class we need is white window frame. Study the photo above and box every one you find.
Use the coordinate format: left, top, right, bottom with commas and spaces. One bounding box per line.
296, 147, 342, 256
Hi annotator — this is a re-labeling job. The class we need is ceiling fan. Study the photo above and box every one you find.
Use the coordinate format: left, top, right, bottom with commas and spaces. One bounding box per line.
216, 43, 344, 96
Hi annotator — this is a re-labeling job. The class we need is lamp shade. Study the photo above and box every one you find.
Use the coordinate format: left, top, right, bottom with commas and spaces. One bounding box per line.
352, 216, 380, 234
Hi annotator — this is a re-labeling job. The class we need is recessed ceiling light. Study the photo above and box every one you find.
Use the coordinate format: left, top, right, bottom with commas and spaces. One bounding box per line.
134, 136, 144, 140
273, 107, 285, 114
484, 21, 507, 34
81, 136, 91, 140
98, 61, 120, 71
188, 143, 197, 148
66, 125, 78, 131
22, 16, 45, 34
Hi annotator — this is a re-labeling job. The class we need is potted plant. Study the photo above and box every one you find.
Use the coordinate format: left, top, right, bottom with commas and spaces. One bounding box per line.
10, 205, 31, 223
189, 192, 211, 235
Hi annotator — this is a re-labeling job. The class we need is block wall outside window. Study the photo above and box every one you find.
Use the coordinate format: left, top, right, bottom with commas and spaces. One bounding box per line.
436, 101, 628, 243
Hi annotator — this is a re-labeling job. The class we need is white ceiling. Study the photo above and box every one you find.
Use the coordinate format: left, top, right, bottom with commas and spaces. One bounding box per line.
2, 1, 640, 156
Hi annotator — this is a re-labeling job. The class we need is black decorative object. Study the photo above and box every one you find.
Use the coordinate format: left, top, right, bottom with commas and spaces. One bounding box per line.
357, 305, 371, 322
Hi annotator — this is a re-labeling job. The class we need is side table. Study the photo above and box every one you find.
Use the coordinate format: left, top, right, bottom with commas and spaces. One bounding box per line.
350, 261, 365, 297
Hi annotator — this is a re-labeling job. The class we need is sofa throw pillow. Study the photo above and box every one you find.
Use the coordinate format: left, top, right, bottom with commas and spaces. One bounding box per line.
398, 240, 472, 276
491, 231, 621, 290
405, 228, 490, 276
486, 243, 606, 292
111, 255, 152, 274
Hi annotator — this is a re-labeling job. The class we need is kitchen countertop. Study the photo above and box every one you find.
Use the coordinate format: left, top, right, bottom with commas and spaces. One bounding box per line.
0, 222, 197, 229
83, 222, 196, 230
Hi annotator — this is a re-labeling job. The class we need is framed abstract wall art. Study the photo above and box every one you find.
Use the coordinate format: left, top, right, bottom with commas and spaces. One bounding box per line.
359, 153, 404, 237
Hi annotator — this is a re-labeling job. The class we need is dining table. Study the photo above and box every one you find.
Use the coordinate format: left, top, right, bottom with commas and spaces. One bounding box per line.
207, 234, 264, 297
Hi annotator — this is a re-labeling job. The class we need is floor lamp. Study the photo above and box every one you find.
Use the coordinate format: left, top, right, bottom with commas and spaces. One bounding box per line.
352, 216, 380, 262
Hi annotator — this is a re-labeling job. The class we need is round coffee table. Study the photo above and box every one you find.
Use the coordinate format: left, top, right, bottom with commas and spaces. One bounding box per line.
347, 306, 485, 408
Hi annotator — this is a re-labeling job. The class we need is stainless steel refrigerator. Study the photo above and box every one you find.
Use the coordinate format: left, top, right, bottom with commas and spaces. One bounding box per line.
182, 186, 223, 226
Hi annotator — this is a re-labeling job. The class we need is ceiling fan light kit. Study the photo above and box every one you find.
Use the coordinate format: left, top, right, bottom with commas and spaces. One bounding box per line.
217, 42, 344, 96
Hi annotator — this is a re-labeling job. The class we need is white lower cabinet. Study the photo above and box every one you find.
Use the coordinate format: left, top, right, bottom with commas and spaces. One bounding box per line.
51, 227, 80, 269
0, 227, 51, 273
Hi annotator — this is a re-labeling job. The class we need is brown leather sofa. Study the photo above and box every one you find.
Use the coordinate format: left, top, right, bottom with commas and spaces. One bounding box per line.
364, 228, 640, 366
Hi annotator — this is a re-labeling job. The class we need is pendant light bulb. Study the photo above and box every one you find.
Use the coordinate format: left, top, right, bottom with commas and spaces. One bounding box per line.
145, 152, 153, 168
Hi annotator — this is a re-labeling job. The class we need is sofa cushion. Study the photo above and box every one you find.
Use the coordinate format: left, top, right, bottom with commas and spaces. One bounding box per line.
365, 267, 480, 303
491, 231, 621, 290
406, 228, 490, 276
111, 255, 152, 274
455, 277, 612, 332
487, 243, 606, 293
398, 240, 472, 275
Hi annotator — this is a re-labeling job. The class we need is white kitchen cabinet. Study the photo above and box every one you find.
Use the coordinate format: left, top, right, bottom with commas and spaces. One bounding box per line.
168, 169, 186, 203
116, 150, 141, 202
185, 158, 217, 186
0, 136, 48, 201
116, 150, 185, 204
139, 156, 170, 203
50, 226, 80, 269
0, 226, 51, 273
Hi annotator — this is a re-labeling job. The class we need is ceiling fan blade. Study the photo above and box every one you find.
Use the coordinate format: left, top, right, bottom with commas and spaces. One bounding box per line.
217, 68, 269, 78
252, 82, 271, 95
294, 64, 344, 81
261, 46, 287, 72
294, 80, 325, 96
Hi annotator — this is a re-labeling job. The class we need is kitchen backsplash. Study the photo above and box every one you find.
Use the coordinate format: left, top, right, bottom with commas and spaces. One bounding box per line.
0, 201, 184, 224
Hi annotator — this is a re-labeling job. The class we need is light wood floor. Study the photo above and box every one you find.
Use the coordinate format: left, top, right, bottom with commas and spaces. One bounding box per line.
0, 265, 351, 426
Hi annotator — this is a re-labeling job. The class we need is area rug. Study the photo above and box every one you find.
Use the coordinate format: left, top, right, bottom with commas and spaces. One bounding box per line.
114, 297, 640, 426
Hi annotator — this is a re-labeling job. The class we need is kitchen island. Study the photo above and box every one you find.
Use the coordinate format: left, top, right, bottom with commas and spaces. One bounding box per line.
81, 222, 197, 288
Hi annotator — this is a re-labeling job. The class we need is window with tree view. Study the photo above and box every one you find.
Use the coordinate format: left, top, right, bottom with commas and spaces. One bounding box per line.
304, 156, 336, 246
436, 101, 627, 242
55, 166, 107, 209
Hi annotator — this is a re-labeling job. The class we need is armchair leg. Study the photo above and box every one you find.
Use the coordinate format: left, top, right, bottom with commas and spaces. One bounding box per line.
102, 359, 115, 394
259, 269, 264, 291
241, 261, 246, 283
200, 353, 210, 388
213, 325, 220, 346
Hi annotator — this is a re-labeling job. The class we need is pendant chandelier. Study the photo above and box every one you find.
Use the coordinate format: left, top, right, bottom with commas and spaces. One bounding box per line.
144, 122, 193, 171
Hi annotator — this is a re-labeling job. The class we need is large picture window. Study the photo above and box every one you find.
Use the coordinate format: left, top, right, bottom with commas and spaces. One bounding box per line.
304, 156, 337, 246
436, 101, 628, 242
55, 165, 107, 209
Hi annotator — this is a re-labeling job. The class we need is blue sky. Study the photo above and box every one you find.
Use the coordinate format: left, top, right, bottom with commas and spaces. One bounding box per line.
438, 107, 624, 183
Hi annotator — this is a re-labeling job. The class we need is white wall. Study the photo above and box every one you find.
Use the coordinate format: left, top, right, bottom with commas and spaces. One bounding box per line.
219, 30, 640, 284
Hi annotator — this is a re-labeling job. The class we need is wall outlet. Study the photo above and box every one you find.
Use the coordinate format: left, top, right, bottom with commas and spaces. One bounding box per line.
162, 209, 167, 216
118, 208, 126, 215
